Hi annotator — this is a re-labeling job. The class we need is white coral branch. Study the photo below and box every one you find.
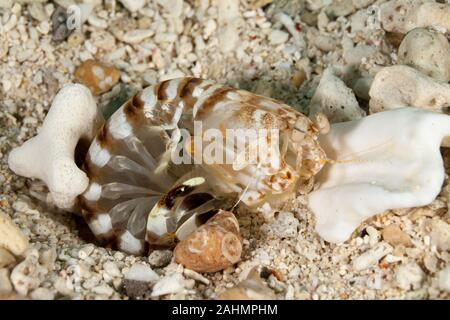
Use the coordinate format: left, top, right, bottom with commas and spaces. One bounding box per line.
8, 84, 103, 209
308, 107, 450, 243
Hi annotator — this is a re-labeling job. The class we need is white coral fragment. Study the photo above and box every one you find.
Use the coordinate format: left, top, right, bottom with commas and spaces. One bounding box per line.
438, 266, 450, 293
395, 262, 424, 290
151, 273, 192, 297
10, 249, 47, 296
352, 243, 393, 271
369, 65, 450, 115
124, 263, 159, 283
0, 211, 28, 257
309, 67, 365, 123
380, 0, 450, 34
398, 28, 450, 82
8, 84, 102, 209
119, 0, 146, 13
308, 108, 450, 243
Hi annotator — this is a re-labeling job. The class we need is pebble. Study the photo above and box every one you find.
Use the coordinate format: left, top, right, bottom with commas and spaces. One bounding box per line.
37, 20, 51, 34
68, 33, 85, 48
75, 261, 92, 278
398, 28, 450, 82
160, 70, 185, 81
291, 69, 307, 88
91, 30, 116, 51
259, 203, 275, 221
381, 224, 412, 247
288, 266, 301, 279
30, 287, 55, 300
92, 284, 114, 297
0, 211, 29, 256
151, 273, 190, 297
268, 274, 286, 293
10, 249, 48, 296
114, 251, 125, 261
438, 266, 450, 293
0, 0, 12, 8
82, 275, 101, 290
344, 43, 378, 67
395, 262, 424, 290
28, 2, 48, 22
119, 0, 146, 12
183, 269, 210, 285
268, 30, 289, 45
203, 19, 217, 38
74, 59, 120, 96
409, 207, 435, 220
0, 247, 15, 268
217, 268, 276, 300
380, 0, 450, 34
326, 0, 355, 18
383, 254, 403, 264
248, 0, 273, 10
158, 0, 184, 17
429, 219, 450, 251
87, 14, 108, 29
122, 29, 154, 44
103, 261, 122, 278
218, 26, 239, 54
148, 250, 172, 268
352, 76, 373, 101
0, 268, 12, 294
51, 5, 71, 42
352, 242, 393, 271
365, 226, 380, 246
3, 13, 17, 32
265, 211, 299, 239
78, 244, 95, 259
112, 278, 122, 291
85, 40, 98, 55
123, 278, 149, 299
393, 208, 413, 216
423, 253, 438, 273
39, 247, 57, 271
54, 277, 74, 296
124, 263, 159, 283
285, 284, 295, 300
310, 33, 338, 52
308, 67, 365, 123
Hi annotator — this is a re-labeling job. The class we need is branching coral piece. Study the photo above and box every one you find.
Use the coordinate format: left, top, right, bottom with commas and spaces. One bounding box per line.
8, 84, 102, 209
308, 108, 450, 243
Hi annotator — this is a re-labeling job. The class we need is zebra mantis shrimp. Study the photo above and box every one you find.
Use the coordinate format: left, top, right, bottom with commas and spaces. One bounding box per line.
77, 77, 330, 256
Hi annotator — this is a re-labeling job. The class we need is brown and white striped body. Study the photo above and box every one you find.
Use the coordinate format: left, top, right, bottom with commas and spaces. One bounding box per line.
79, 77, 327, 255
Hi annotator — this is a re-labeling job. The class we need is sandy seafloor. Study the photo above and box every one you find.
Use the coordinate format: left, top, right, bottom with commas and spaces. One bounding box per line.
0, 0, 449, 300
